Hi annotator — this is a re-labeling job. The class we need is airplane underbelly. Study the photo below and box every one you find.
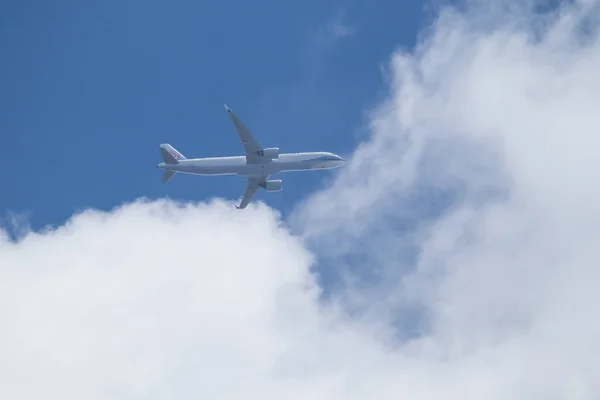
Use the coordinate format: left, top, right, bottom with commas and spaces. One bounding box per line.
187, 165, 240, 175
197, 164, 269, 176
184, 161, 317, 176
279, 161, 313, 172
239, 164, 279, 176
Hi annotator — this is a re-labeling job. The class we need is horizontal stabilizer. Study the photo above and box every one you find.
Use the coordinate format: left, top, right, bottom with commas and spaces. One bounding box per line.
162, 170, 176, 183
159, 144, 186, 165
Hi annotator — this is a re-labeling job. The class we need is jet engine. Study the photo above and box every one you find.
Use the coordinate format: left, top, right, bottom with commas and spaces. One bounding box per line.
257, 147, 280, 159
260, 179, 283, 192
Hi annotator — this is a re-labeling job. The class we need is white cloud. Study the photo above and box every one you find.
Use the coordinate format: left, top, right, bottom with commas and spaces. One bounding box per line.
318, 10, 354, 45
0, 199, 321, 398
293, 0, 600, 395
3, 0, 600, 398
328, 18, 353, 41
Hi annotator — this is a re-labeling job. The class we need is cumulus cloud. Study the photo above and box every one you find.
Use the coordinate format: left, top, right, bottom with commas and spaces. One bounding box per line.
0, 200, 319, 398
3, 0, 600, 398
292, 0, 600, 396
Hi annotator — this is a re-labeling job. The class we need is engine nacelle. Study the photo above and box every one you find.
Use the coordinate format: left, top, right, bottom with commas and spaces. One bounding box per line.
257, 147, 280, 159
261, 179, 283, 192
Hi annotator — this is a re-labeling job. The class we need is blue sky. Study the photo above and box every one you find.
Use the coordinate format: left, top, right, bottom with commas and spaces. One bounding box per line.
1, 0, 430, 231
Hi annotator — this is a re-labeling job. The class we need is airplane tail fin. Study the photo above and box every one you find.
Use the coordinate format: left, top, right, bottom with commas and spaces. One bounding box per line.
162, 170, 176, 183
159, 144, 186, 165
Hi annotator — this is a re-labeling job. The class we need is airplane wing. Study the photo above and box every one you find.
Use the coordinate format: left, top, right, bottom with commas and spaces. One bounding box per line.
236, 175, 267, 209
224, 105, 264, 164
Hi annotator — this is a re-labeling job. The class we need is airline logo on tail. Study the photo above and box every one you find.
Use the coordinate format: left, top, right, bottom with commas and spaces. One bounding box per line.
159, 144, 187, 165
168, 147, 185, 161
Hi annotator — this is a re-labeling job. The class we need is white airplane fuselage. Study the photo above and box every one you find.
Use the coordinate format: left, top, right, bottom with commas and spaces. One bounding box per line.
157, 151, 345, 176
158, 104, 345, 208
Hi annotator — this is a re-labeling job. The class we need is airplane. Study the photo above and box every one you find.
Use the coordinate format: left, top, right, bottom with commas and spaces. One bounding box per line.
157, 105, 345, 209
